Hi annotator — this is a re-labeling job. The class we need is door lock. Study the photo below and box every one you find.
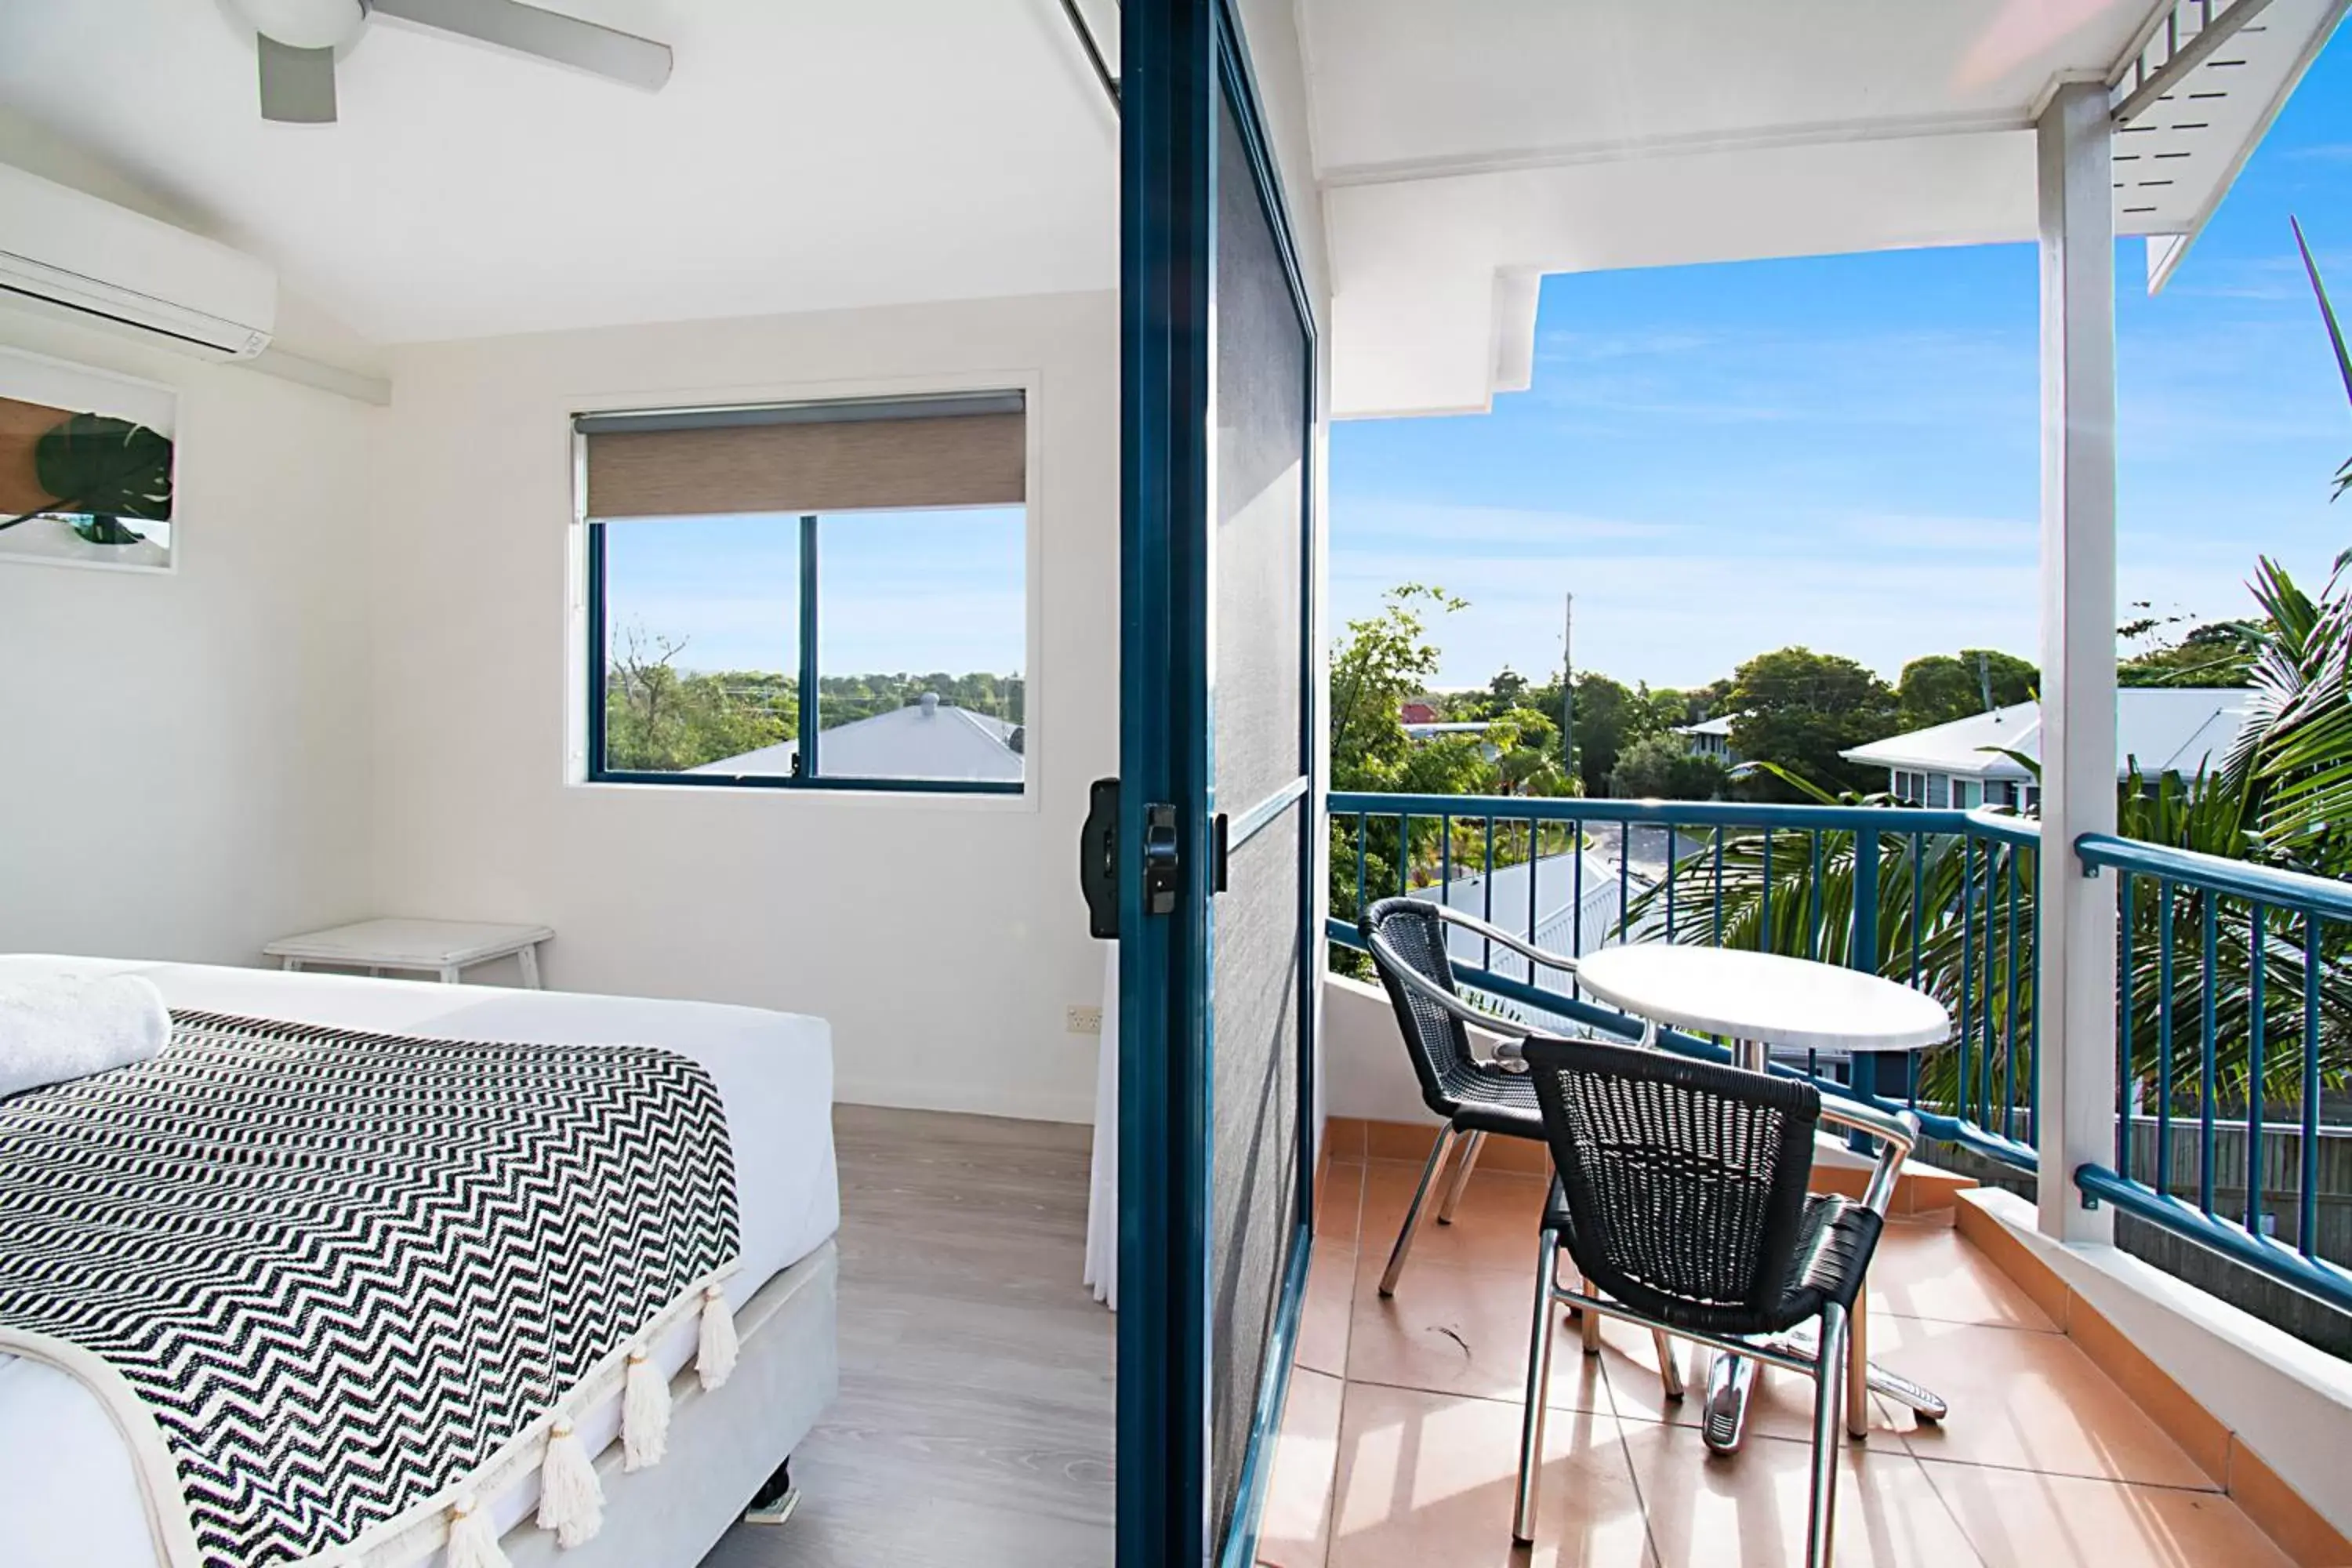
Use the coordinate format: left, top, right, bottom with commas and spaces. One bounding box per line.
1142, 802, 1181, 916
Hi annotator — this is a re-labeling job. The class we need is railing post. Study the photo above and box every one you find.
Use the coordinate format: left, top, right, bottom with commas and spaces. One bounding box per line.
1847, 828, 1884, 1149
2033, 78, 2118, 1247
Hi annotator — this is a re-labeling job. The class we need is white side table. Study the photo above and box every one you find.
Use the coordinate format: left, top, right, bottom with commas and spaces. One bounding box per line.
263, 919, 554, 987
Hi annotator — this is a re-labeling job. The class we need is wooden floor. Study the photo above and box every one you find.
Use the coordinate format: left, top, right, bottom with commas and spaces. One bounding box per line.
702, 1105, 1116, 1568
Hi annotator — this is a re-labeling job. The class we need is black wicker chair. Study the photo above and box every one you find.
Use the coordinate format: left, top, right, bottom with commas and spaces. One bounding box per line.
1358, 896, 1602, 1294
1510, 1033, 1918, 1568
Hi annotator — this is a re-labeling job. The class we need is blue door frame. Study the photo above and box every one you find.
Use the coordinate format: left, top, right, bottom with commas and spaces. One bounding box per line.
1117, 2, 1320, 1564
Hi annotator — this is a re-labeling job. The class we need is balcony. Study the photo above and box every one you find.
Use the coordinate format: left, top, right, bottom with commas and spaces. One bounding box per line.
1268, 790, 2352, 1566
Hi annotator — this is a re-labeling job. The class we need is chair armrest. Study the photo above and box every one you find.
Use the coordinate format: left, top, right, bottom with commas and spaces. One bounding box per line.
1365, 927, 1537, 1040
1817, 1095, 1920, 1218
1427, 904, 1581, 976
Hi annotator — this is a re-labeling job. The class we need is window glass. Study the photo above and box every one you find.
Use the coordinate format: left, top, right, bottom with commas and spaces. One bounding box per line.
580, 394, 1028, 794
598, 514, 800, 777
812, 506, 1027, 784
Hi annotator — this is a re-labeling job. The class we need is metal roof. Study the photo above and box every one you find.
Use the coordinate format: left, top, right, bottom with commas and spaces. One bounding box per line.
1841, 688, 2256, 781
691, 697, 1022, 782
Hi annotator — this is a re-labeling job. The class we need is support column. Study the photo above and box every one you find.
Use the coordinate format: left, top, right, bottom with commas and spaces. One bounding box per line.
2034, 79, 2118, 1246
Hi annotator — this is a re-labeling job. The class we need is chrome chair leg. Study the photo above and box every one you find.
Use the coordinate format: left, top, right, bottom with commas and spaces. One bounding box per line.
1806, 1303, 1851, 1568
1436, 1130, 1486, 1223
1846, 1296, 1871, 1439
1652, 1329, 1684, 1401
1377, 1127, 1457, 1298
1512, 1229, 1559, 1546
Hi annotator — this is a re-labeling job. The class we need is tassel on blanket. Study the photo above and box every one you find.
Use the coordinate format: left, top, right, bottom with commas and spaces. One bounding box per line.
445, 1496, 513, 1568
622, 1346, 670, 1472
536, 1421, 605, 1548
697, 1283, 738, 1391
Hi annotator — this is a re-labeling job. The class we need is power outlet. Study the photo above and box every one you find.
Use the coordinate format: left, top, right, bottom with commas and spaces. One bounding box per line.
1065, 1004, 1104, 1036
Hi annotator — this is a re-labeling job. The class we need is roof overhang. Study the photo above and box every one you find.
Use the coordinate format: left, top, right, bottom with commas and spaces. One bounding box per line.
1297, 0, 2351, 418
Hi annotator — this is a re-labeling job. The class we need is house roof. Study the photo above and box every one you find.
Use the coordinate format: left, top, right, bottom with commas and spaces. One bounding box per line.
1841, 688, 2255, 782
1414, 846, 1642, 967
692, 696, 1022, 783
1677, 715, 1736, 738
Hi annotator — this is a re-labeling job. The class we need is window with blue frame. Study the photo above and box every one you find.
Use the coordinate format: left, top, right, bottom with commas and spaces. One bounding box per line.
577, 393, 1027, 793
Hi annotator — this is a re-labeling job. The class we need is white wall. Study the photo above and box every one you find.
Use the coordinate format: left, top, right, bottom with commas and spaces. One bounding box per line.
0, 312, 378, 961
369, 292, 1120, 1123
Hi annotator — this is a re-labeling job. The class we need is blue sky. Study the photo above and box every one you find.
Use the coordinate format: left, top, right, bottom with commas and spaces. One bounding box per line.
1333, 27, 2352, 692
604, 506, 1025, 678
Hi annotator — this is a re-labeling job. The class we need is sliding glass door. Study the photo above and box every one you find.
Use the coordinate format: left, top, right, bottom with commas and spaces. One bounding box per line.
1116, 2, 1317, 1563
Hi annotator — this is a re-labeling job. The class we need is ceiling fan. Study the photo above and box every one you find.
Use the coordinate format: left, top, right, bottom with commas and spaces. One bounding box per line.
223, 0, 673, 124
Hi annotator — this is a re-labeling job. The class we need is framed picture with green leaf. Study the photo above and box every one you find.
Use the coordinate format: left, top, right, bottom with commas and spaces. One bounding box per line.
0, 347, 176, 573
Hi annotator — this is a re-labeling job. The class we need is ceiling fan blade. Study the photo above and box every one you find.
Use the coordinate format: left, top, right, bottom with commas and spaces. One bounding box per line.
256, 34, 339, 123
367, 0, 673, 92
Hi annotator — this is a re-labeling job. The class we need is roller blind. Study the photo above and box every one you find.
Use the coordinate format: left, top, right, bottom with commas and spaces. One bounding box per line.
579, 391, 1024, 520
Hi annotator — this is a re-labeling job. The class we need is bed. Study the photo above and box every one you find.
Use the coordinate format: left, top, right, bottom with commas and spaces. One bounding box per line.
0, 956, 841, 1568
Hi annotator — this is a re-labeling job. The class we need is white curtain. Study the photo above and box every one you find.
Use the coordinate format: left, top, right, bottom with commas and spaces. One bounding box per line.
1083, 941, 1118, 1309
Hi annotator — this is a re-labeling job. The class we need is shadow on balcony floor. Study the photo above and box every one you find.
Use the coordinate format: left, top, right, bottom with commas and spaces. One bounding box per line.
1258, 1149, 2299, 1568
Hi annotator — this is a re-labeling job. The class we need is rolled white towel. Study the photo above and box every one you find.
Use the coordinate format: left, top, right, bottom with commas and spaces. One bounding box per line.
0, 974, 169, 1101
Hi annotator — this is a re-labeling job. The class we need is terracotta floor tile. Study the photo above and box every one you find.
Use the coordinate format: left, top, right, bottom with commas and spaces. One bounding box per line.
1622, 1422, 1983, 1568
1317, 1160, 1366, 1247
1328, 1383, 1653, 1568
1346, 1254, 1613, 1414
1864, 1224, 2056, 1333
1864, 1317, 2215, 1490
1918, 1457, 2292, 1568
1298, 1240, 1359, 1380
1356, 1160, 1552, 1286
1259, 1367, 1348, 1568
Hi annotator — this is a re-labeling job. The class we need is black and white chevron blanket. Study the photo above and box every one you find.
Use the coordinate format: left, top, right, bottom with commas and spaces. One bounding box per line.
0, 1010, 739, 1568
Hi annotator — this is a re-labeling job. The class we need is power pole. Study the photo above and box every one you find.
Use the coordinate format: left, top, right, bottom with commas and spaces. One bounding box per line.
1561, 593, 1575, 784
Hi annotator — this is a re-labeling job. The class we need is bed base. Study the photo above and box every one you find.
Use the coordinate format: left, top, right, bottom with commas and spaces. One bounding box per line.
503, 1240, 839, 1568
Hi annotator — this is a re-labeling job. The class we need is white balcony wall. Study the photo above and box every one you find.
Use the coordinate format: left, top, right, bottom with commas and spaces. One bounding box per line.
369, 291, 1120, 1123
0, 310, 378, 961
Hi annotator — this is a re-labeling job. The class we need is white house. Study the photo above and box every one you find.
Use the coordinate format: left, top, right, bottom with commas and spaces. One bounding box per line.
1676, 713, 1739, 764
1842, 688, 2256, 810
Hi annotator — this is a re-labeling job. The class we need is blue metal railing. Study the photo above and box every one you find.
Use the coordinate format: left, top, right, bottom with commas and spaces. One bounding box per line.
1327, 792, 2352, 1315
2074, 833, 2352, 1312
1326, 791, 2043, 1173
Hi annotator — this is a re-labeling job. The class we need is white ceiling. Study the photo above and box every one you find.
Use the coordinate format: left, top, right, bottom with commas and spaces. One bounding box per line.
0, 0, 1116, 347
1296, 0, 2350, 416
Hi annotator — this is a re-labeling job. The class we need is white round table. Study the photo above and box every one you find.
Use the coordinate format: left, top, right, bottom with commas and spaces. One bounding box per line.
1571, 944, 1953, 1450
1573, 944, 1950, 1062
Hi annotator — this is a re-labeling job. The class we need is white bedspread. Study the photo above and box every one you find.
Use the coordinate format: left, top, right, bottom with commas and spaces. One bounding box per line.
0, 956, 839, 1568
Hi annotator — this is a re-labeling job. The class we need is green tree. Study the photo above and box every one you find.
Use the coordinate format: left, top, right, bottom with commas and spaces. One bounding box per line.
2118, 621, 2257, 688
602, 627, 798, 771
1489, 708, 1573, 797
1609, 731, 1733, 800
1726, 646, 1898, 799
1896, 649, 2037, 731
1534, 672, 1679, 795
1330, 585, 1464, 789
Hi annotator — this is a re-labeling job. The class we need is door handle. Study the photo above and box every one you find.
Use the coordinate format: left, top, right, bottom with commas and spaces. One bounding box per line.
1080, 777, 1120, 938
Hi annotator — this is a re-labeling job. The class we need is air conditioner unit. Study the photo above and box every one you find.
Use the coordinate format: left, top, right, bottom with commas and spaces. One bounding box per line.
0, 162, 276, 361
